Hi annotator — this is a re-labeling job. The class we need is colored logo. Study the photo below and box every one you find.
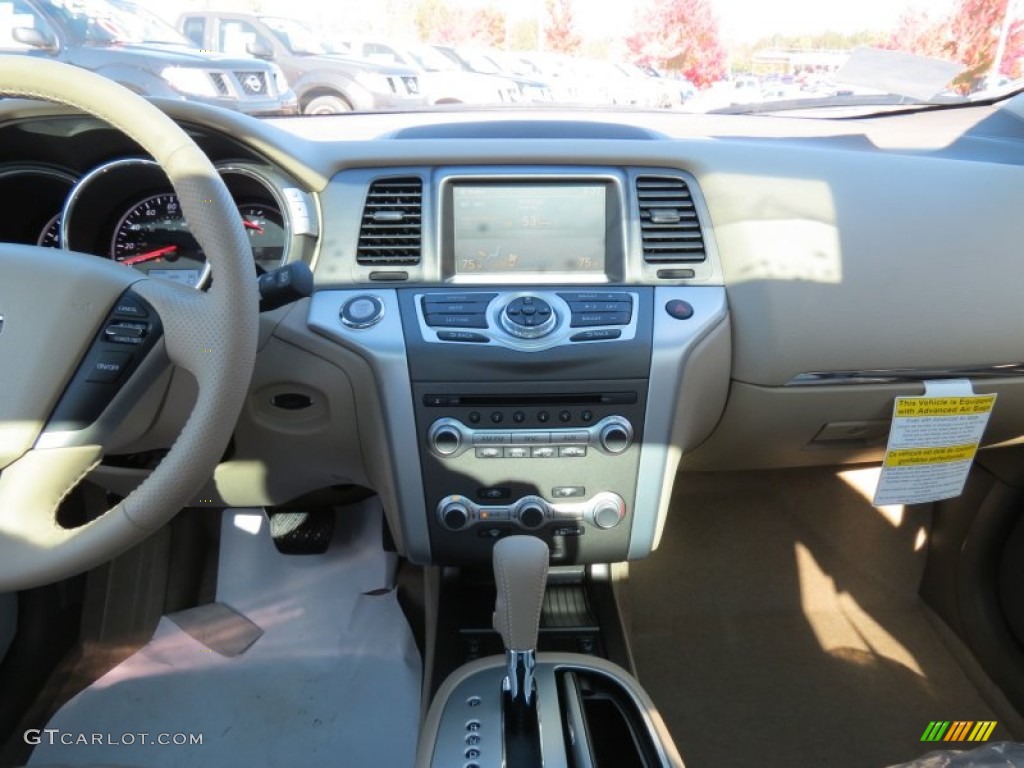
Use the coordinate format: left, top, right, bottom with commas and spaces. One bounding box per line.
921, 721, 996, 742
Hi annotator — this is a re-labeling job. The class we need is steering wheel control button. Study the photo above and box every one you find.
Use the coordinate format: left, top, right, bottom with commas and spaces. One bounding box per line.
112, 297, 148, 318
571, 328, 622, 342
665, 299, 695, 320
103, 321, 148, 345
500, 295, 557, 339
85, 352, 133, 384
340, 294, 385, 329
437, 331, 489, 343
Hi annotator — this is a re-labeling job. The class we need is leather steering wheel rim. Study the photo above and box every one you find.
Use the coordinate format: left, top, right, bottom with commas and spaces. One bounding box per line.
0, 58, 259, 590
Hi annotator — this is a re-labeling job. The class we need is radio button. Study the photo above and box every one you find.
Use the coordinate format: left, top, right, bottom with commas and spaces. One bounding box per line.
559, 430, 591, 444
516, 432, 550, 444
552, 486, 586, 498
437, 331, 490, 343
570, 329, 622, 342
530, 446, 557, 458
473, 432, 510, 446
559, 446, 587, 458
477, 487, 511, 500
506, 447, 530, 459
425, 313, 488, 329
475, 447, 503, 459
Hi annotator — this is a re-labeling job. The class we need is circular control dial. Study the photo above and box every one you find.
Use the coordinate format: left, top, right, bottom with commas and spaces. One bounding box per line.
439, 499, 471, 531
514, 496, 549, 529
340, 294, 385, 329
500, 296, 557, 339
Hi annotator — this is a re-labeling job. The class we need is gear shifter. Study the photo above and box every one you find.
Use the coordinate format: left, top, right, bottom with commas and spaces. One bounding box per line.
492, 535, 549, 708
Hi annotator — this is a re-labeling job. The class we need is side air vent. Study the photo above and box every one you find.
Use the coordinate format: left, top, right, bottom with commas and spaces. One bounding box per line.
636, 175, 706, 264
356, 177, 423, 266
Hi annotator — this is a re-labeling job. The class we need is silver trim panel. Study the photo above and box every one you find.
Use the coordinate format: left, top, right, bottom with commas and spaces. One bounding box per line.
631, 286, 728, 559
787, 364, 1024, 386
306, 289, 430, 563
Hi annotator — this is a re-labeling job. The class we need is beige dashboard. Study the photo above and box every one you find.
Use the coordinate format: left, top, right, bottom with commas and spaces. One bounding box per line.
4, 95, 1024, 560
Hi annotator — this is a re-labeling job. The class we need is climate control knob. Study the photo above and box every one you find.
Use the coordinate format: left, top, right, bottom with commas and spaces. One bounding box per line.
598, 418, 633, 455
439, 499, 471, 531
591, 495, 626, 529
515, 497, 549, 530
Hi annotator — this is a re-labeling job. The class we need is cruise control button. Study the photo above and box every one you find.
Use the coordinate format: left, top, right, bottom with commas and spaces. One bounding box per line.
112, 297, 148, 318
85, 352, 133, 383
437, 331, 490, 343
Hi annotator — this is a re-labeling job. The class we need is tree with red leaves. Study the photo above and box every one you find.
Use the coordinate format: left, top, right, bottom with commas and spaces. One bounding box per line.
625, 0, 727, 88
887, 0, 1024, 87
544, 0, 582, 55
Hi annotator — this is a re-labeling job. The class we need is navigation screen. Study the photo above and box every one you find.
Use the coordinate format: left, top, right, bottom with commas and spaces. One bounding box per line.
452, 184, 606, 275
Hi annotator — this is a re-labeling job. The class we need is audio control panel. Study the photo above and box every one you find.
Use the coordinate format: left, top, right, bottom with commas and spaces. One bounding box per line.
427, 416, 634, 460
411, 379, 648, 565
412, 290, 640, 352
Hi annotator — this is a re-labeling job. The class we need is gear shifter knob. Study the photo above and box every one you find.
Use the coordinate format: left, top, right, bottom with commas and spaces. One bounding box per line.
493, 536, 549, 705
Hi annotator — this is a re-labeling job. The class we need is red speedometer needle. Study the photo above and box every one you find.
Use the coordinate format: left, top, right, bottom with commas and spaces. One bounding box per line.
122, 245, 178, 266
242, 220, 265, 234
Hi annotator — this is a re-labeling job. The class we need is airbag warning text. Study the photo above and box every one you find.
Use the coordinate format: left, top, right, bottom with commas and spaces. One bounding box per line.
873, 381, 995, 506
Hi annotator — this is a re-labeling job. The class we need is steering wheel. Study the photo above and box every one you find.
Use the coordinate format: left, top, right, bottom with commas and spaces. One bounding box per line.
0, 58, 259, 590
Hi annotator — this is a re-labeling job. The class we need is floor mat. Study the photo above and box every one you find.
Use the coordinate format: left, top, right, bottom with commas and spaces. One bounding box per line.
626, 467, 1022, 768
28, 499, 421, 768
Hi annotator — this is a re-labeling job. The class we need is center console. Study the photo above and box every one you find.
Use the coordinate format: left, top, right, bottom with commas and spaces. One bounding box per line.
307, 164, 726, 767
402, 285, 651, 565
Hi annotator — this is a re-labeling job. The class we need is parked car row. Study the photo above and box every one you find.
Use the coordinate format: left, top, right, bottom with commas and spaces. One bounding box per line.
0, 1, 698, 114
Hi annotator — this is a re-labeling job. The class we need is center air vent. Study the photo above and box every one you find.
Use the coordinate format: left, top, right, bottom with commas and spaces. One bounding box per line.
356, 177, 423, 266
636, 175, 706, 264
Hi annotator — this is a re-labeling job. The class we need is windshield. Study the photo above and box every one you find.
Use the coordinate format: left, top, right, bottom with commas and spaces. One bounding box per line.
43, 0, 187, 46
259, 16, 328, 55
76, 0, 1024, 114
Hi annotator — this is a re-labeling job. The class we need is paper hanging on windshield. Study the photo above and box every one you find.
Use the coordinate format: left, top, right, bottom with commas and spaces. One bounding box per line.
873, 380, 995, 507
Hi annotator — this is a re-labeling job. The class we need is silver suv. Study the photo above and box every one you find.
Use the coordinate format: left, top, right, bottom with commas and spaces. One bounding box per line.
178, 13, 426, 114
1, 0, 297, 116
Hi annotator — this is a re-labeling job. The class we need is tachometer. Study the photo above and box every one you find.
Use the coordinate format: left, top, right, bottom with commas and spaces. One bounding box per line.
37, 213, 61, 248
110, 194, 207, 287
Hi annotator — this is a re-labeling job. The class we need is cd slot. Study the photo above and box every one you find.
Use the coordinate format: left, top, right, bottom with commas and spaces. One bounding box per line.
423, 392, 637, 407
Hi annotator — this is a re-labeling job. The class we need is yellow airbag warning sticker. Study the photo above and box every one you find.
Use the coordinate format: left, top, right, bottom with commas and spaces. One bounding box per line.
873, 380, 996, 506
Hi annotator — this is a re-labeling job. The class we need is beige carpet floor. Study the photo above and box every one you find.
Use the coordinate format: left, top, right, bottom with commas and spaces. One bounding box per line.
626, 466, 1022, 768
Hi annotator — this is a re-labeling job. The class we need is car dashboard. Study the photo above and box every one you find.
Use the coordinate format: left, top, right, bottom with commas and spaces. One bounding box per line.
4, 96, 1024, 569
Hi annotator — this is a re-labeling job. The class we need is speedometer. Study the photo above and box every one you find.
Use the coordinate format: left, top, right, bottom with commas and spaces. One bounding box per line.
110, 194, 207, 287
